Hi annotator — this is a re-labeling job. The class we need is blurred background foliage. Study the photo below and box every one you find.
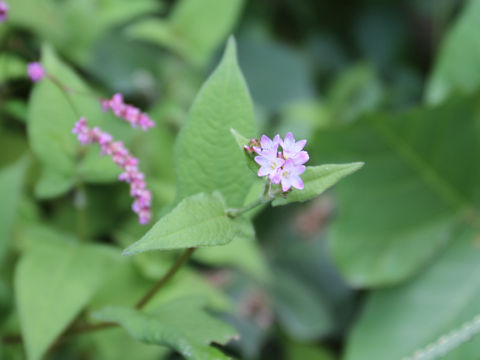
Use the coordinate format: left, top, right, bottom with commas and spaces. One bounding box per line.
1, 0, 480, 359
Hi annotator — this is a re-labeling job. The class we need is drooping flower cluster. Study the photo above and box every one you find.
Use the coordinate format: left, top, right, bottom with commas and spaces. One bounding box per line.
27, 62, 46, 82
0, 1, 8, 23
250, 132, 309, 192
101, 93, 155, 130
72, 117, 152, 224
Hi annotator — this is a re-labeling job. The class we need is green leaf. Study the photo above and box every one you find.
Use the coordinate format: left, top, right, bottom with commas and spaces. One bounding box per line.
94, 297, 238, 360
15, 233, 119, 360
127, 0, 245, 66
426, 0, 480, 104
312, 94, 480, 286
194, 218, 270, 281
345, 232, 480, 360
230, 128, 259, 174
0, 54, 27, 82
0, 159, 26, 263
272, 163, 364, 206
123, 193, 235, 255
34, 167, 75, 199
174, 37, 257, 207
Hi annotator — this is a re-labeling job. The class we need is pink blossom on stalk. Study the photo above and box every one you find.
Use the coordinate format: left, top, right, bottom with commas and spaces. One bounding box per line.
27, 62, 46, 82
0, 1, 8, 23
281, 132, 309, 165
72, 117, 152, 224
253, 132, 309, 192
101, 93, 155, 130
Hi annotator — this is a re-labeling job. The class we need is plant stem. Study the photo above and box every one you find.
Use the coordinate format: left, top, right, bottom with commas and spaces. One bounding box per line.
226, 197, 267, 218
135, 247, 196, 309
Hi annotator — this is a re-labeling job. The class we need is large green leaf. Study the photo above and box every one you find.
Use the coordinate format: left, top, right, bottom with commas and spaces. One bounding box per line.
123, 192, 236, 255
0, 159, 26, 264
15, 232, 119, 360
426, 0, 480, 104
94, 297, 238, 360
174, 37, 257, 207
272, 163, 364, 206
345, 232, 480, 360
312, 94, 480, 287
127, 0, 244, 66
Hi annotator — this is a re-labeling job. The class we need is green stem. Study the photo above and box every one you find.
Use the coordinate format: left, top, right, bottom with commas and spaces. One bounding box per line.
74, 183, 88, 242
135, 248, 196, 309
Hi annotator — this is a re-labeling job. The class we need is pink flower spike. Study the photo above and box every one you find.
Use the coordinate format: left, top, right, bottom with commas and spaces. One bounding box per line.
0, 1, 8, 22
27, 62, 45, 82
255, 154, 285, 179
254, 134, 281, 155
278, 159, 306, 192
100, 93, 155, 131
72, 117, 152, 224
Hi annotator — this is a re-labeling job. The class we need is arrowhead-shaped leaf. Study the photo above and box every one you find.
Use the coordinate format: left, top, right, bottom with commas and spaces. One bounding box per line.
312, 94, 480, 286
94, 297, 238, 360
272, 163, 364, 206
15, 232, 119, 360
123, 193, 235, 255
174, 37, 257, 208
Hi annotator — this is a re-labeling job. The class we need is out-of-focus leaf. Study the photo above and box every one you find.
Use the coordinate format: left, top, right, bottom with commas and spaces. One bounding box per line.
327, 63, 383, 123
272, 269, 333, 341
94, 297, 238, 360
0, 159, 26, 263
238, 29, 315, 111
123, 193, 235, 255
345, 232, 480, 360
194, 218, 270, 281
0, 54, 27, 82
34, 166, 74, 199
287, 341, 335, 360
175, 38, 257, 207
272, 163, 364, 206
15, 231, 119, 360
313, 94, 480, 286
426, 0, 480, 104
127, 0, 244, 66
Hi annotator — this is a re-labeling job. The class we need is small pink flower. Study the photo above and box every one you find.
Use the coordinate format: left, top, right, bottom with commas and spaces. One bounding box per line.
253, 132, 309, 192
281, 132, 309, 165
277, 159, 306, 192
101, 93, 155, 130
0, 1, 8, 23
27, 62, 46, 82
72, 117, 152, 224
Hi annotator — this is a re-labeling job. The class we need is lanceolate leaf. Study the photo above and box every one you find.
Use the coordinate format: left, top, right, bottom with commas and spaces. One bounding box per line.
345, 232, 480, 360
312, 94, 480, 287
174, 37, 257, 208
426, 0, 480, 104
272, 163, 364, 206
123, 193, 235, 255
94, 297, 238, 360
15, 233, 119, 360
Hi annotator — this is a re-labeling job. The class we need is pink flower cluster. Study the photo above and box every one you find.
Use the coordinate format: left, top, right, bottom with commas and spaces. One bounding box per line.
251, 132, 309, 192
0, 1, 8, 23
27, 62, 46, 82
101, 93, 154, 130
72, 117, 152, 224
